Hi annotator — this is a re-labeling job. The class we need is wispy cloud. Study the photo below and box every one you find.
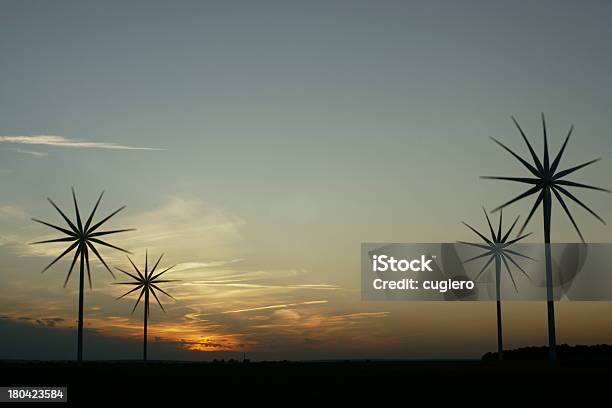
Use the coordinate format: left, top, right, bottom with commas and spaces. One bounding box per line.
173, 260, 244, 272
0, 205, 27, 220
0, 135, 163, 151
23, 196, 244, 260
184, 281, 343, 291
218, 300, 328, 315
5, 147, 49, 157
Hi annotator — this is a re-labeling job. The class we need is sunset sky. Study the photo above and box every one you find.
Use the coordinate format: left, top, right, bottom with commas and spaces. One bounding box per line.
1, 0, 612, 360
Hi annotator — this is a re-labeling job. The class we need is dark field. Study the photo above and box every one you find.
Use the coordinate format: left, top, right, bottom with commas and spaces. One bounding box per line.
1, 358, 611, 404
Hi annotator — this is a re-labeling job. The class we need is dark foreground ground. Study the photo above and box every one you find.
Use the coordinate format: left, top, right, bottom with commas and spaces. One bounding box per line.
1, 357, 612, 405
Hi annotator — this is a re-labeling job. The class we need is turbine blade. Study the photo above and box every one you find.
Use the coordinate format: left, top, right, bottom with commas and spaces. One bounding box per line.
473, 255, 495, 282
482, 207, 496, 242
115, 267, 142, 282
117, 284, 143, 299
86, 241, 115, 278
88, 237, 131, 254
503, 252, 531, 281
84, 191, 104, 233
554, 184, 605, 225
551, 187, 585, 243
83, 244, 92, 290
502, 215, 520, 243
63, 245, 82, 287
511, 116, 544, 173
550, 125, 573, 174
87, 206, 126, 234
492, 185, 541, 213
504, 248, 536, 261
500, 253, 518, 292
31, 236, 78, 245
88, 228, 136, 238
150, 253, 164, 275
127, 256, 145, 281
480, 176, 540, 184
149, 287, 166, 312
502, 232, 532, 247
553, 158, 602, 180
517, 191, 544, 237
151, 279, 180, 283
31, 218, 77, 237
461, 250, 494, 265
41, 240, 80, 273
131, 287, 146, 314
462, 222, 493, 245
150, 264, 176, 281
554, 179, 611, 193
145, 249, 148, 277
541, 113, 549, 173
497, 209, 503, 242
46, 198, 79, 234
151, 284, 175, 300
71, 187, 83, 234
489, 136, 540, 177
457, 241, 492, 250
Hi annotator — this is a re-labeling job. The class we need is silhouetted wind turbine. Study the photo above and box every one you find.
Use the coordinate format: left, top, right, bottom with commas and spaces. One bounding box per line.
115, 251, 178, 362
482, 114, 609, 361
32, 188, 134, 362
460, 207, 532, 360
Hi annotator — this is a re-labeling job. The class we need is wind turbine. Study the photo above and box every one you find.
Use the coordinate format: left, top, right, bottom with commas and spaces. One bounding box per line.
482, 114, 609, 360
115, 251, 178, 362
460, 207, 532, 359
32, 188, 133, 362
